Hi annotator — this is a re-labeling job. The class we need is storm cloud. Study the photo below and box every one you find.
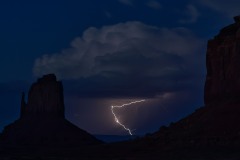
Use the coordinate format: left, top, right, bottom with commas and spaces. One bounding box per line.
33, 21, 204, 98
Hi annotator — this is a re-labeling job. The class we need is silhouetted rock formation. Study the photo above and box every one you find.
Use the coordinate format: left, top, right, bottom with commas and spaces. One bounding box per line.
0, 74, 102, 147
143, 16, 240, 149
21, 74, 64, 118
205, 15, 240, 104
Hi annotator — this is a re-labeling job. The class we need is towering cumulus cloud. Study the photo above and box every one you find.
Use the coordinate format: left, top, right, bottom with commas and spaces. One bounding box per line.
33, 21, 203, 98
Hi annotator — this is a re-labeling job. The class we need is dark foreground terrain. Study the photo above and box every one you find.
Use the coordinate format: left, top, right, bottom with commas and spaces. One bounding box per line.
0, 143, 240, 160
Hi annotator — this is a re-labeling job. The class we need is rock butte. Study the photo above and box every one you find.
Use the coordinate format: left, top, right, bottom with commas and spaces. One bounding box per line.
141, 16, 240, 148
205, 15, 240, 104
0, 74, 102, 147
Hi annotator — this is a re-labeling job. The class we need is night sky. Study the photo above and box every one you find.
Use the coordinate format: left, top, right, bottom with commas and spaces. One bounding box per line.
0, 0, 238, 135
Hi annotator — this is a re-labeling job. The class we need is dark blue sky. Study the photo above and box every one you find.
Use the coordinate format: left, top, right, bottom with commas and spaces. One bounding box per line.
0, 0, 239, 135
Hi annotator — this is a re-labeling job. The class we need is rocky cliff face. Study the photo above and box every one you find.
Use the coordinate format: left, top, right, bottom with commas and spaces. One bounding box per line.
0, 74, 102, 147
21, 74, 64, 118
143, 16, 240, 149
205, 16, 240, 105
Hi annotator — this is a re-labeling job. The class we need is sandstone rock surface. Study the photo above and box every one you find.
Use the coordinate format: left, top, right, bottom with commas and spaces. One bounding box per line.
21, 74, 65, 118
205, 15, 240, 104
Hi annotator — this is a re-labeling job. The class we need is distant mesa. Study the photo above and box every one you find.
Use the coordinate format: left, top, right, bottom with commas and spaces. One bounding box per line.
0, 74, 102, 147
144, 16, 240, 148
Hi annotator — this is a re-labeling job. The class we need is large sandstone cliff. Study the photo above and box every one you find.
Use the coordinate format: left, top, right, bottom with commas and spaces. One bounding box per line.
205, 16, 240, 104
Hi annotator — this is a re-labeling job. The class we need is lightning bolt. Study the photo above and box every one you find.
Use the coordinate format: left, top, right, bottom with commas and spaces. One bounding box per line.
111, 99, 145, 135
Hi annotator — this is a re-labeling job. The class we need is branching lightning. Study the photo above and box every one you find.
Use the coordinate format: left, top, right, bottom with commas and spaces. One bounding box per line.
111, 100, 145, 135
